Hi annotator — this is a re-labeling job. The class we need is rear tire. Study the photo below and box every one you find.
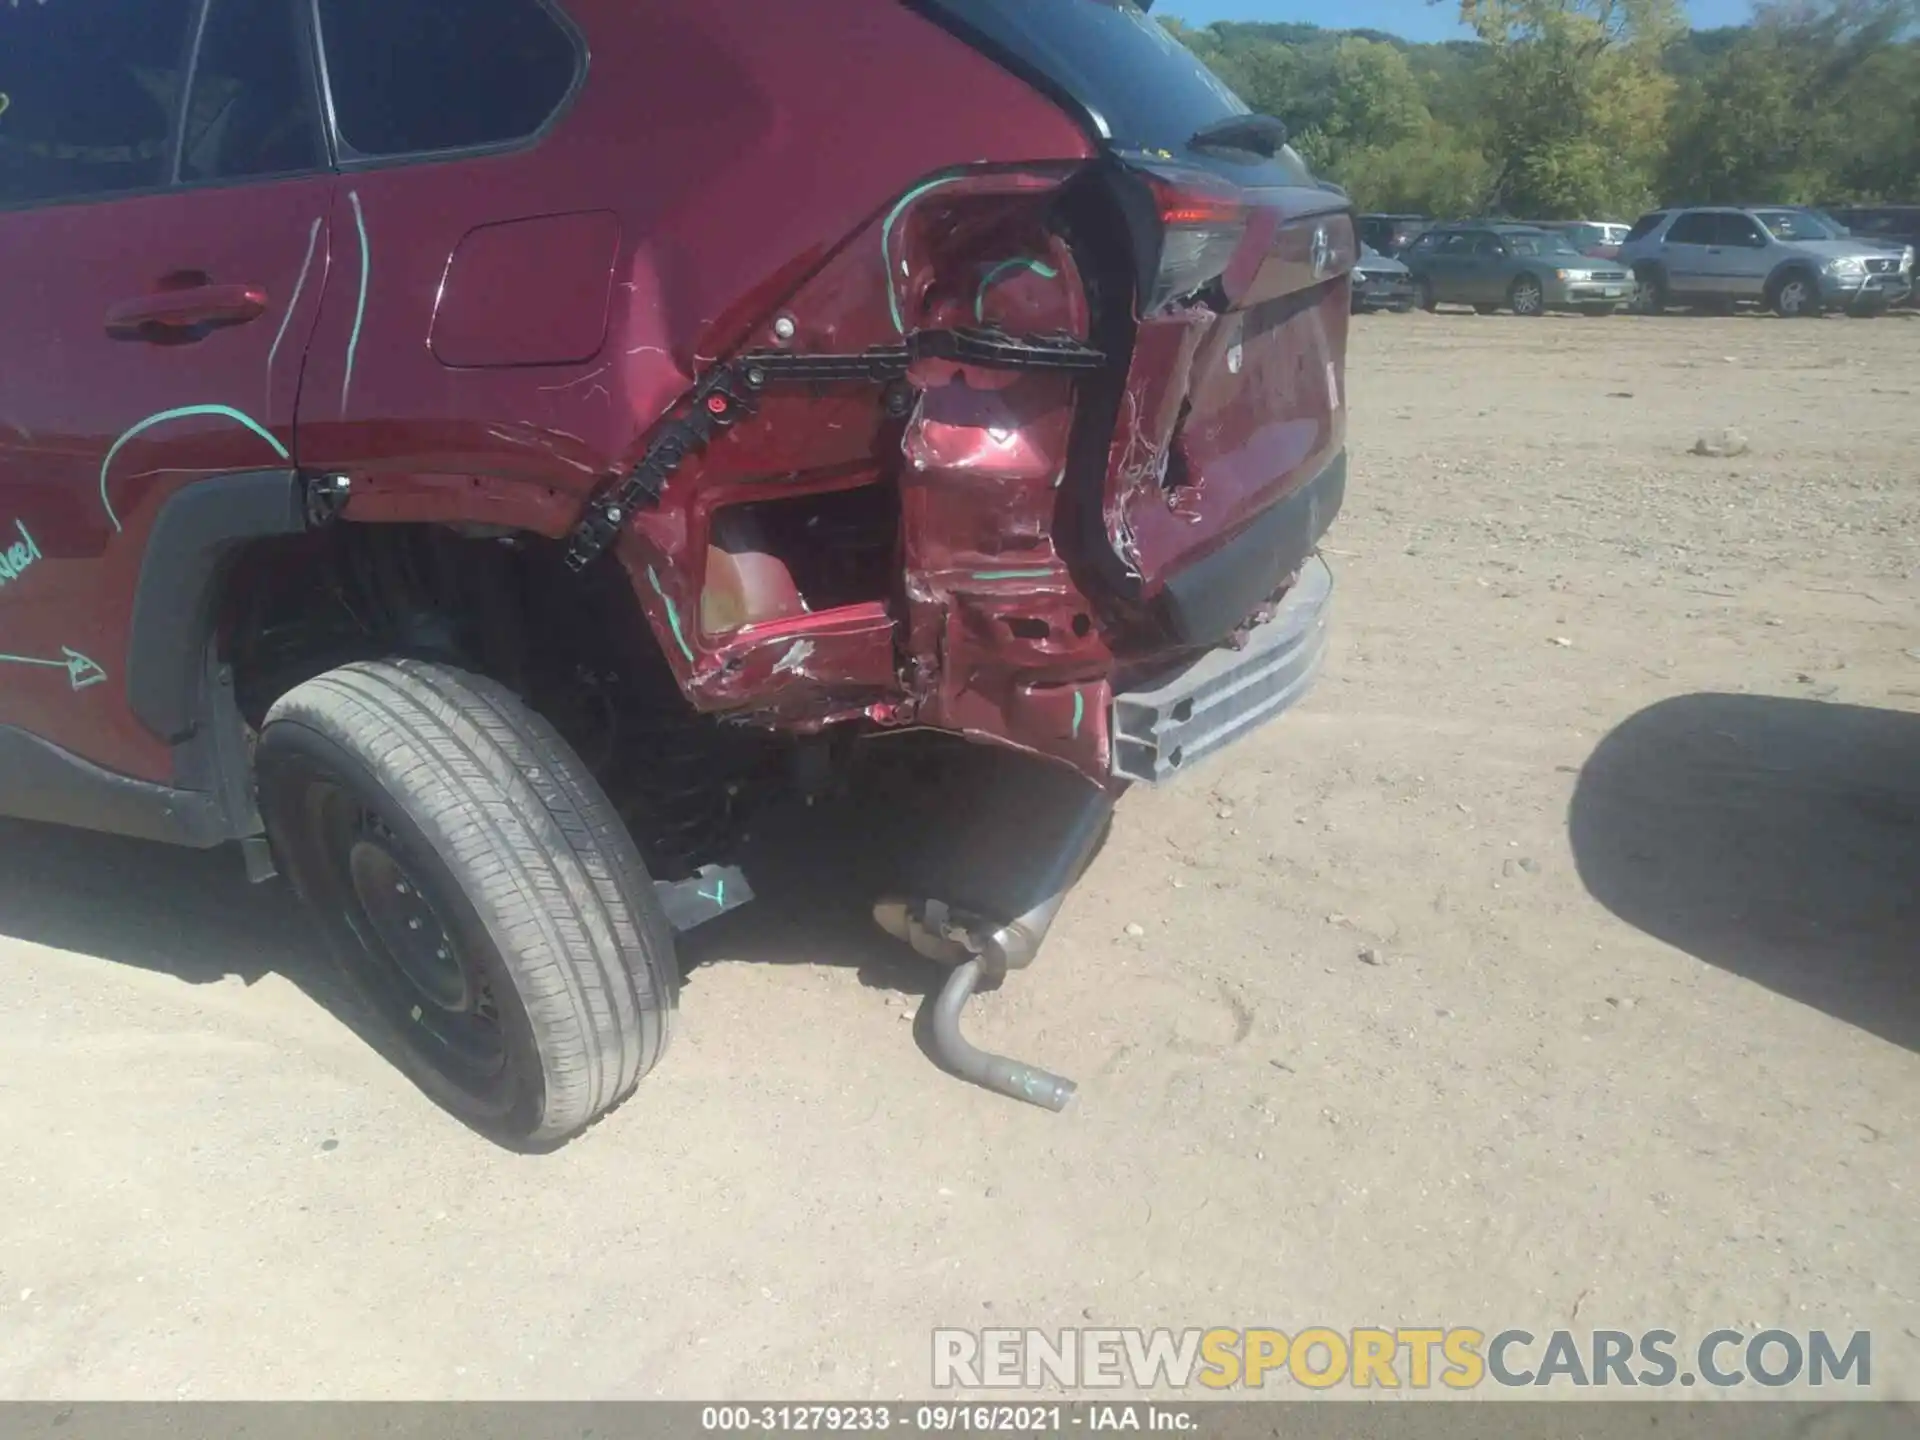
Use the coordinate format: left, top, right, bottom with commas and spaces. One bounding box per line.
258, 658, 677, 1148
1630, 266, 1667, 315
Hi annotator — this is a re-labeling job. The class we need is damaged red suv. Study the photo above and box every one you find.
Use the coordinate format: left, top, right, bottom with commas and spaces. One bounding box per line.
0, 0, 1350, 1145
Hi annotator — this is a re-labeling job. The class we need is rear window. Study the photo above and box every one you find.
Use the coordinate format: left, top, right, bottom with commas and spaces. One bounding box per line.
317, 0, 581, 159
1624, 212, 1667, 243
912, 0, 1293, 169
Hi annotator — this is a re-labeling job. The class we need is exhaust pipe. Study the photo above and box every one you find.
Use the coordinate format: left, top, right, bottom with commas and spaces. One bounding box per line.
930, 959, 1076, 1111
875, 759, 1114, 1110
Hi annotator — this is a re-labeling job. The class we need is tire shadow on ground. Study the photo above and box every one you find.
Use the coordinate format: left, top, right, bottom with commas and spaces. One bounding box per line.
1570, 693, 1920, 1053
0, 817, 327, 989
0, 756, 942, 1008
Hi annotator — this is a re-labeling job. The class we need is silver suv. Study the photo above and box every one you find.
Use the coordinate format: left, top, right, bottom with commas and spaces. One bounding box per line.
1618, 206, 1914, 317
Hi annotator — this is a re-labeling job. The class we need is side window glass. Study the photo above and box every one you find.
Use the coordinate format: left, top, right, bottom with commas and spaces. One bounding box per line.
1473, 233, 1505, 257
317, 0, 581, 159
182, 0, 325, 184
1624, 212, 1666, 243
1717, 214, 1764, 247
0, 0, 197, 207
1666, 213, 1713, 245
1438, 232, 1472, 255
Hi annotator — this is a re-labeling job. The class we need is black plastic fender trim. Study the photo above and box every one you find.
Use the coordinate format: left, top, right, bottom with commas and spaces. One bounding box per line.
126, 469, 307, 744
0, 725, 228, 848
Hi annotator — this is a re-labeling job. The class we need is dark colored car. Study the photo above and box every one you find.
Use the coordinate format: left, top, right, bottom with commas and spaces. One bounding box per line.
0, 0, 1352, 1144
1359, 213, 1432, 256
1352, 244, 1418, 312
1402, 223, 1635, 316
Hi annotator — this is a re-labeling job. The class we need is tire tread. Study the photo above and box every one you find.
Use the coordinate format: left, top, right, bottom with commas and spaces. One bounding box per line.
264, 659, 675, 1143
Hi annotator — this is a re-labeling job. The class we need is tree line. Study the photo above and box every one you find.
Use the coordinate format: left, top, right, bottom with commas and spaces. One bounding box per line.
1164, 0, 1920, 219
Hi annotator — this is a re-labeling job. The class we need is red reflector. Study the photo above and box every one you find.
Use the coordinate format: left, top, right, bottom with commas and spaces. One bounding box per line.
706, 395, 730, 414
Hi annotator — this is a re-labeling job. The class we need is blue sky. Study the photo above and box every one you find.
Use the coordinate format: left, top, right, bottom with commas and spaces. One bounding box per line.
1167, 1, 1757, 42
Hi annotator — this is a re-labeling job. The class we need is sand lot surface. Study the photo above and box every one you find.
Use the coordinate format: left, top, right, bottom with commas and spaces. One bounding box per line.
2, 310, 1916, 1401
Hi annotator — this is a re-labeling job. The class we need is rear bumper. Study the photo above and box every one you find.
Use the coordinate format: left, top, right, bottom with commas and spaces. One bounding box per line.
1110, 556, 1332, 783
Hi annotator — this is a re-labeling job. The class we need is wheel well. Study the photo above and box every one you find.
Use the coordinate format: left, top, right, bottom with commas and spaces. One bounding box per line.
1765, 262, 1817, 298
219, 523, 773, 878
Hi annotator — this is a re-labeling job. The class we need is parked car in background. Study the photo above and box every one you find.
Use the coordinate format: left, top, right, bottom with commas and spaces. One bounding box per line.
1359, 213, 1432, 256
1617, 206, 1913, 316
1401, 223, 1635, 316
1531, 219, 1630, 260
1351, 243, 1418, 312
1822, 205, 1920, 305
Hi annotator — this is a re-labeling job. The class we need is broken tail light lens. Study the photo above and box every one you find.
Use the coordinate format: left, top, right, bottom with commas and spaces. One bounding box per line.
1146, 176, 1247, 312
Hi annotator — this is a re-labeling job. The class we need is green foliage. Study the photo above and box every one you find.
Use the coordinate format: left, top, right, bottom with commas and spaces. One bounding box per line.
1158, 1, 1920, 217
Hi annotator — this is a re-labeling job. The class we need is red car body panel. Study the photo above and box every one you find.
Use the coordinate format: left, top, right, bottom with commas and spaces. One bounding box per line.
1104, 202, 1351, 592
0, 177, 336, 784
1, 0, 1347, 796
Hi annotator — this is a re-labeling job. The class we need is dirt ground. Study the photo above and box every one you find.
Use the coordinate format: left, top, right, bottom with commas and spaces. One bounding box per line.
2, 310, 1916, 1402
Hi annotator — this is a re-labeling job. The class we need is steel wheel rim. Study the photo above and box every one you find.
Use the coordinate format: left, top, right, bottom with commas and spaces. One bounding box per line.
314, 785, 508, 1084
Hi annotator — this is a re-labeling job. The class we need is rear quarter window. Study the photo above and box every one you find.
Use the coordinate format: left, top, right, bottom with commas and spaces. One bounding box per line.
1623, 212, 1667, 243
317, 0, 582, 159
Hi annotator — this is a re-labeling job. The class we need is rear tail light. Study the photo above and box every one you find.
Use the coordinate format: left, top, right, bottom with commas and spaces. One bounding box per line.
1145, 175, 1247, 311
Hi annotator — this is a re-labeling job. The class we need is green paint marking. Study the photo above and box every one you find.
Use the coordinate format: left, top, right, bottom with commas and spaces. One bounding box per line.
881, 175, 967, 334
100, 406, 288, 532
700, 880, 726, 907
267, 217, 323, 407
973, 258, 1060, 323
0, 646, 106, 691
1072, 692, 1085, 739
970, 568, 1054, 581
342, 191, 371, 411
647, 566, 695, 663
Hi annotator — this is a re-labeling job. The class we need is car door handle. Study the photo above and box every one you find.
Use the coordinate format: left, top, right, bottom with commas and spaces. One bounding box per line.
106, 284, 268, 339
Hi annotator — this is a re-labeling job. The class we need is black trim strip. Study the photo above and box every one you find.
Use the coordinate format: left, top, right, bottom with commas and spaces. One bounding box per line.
128, 470, 308, 744
1154, 448, 1345, 648
0, 726, 228, 849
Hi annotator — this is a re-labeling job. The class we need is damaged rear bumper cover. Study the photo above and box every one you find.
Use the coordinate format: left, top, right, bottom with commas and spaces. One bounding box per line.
1110, 554, 1333, 783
